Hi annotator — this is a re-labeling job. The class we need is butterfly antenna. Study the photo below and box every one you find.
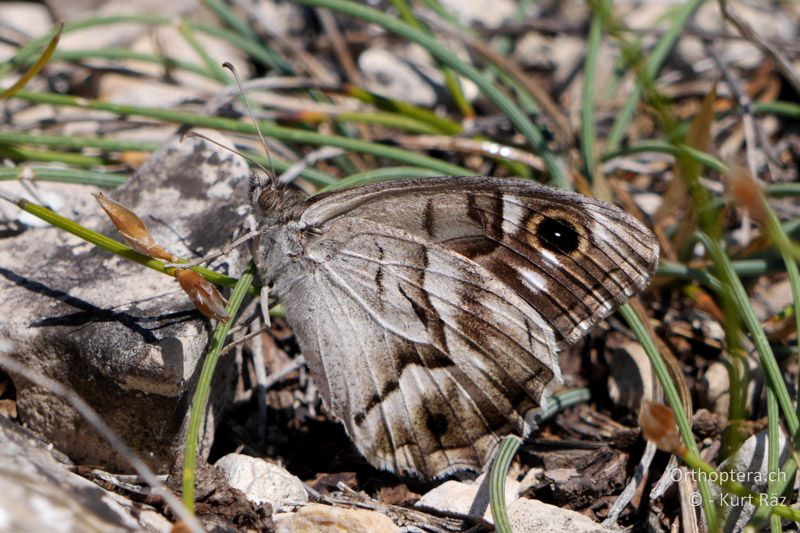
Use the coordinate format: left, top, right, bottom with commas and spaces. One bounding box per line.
223, 61, 277, 187
180, 130, 271, 176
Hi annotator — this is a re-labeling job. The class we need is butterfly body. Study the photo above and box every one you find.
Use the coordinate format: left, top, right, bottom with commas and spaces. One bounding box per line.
253, 176, 659, 479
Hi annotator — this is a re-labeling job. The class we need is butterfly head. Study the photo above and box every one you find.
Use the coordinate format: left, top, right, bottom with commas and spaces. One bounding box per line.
249, 174, 307, 226
250, 175, 310, 288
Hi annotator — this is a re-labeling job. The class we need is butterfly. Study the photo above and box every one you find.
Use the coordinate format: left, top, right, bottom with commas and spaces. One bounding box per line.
252, 175, 659, 479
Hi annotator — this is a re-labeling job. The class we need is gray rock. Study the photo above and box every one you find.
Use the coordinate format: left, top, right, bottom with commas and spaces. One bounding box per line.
121, 25, 251, 93
438, 0, 516, 30
54, 0, 197, 50
698, 354, 762, 417
711, 428, 791, 532
0, 3, 52, 63
274, 504, 399, 533
0, 415, 172, 532
0, 132, 251, 471
672, 1, 796, 70
251, 0, 311, 38
508, 498, 618, 533
98, 74, 215, 108
415, 473, 519, 524
513, 34, 585, 88
632, 192, 662, 218
359, 47, 441, 108
358, 45, 477, 108
606, 341, 652, 413
215, 453, 308, 510
513, 33, 556, 71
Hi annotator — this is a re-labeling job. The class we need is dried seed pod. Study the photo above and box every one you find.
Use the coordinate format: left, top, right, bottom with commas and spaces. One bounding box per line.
94, 192, 175, 261
175, 269, 230, 322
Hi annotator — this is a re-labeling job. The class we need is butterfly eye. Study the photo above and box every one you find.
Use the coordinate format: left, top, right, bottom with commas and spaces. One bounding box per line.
258, 189, 276, 212
534, 217, 581, 254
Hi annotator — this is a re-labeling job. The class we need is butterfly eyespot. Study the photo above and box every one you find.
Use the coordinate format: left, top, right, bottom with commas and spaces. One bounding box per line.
425, 412, 449, 437
534, 216, 581, 254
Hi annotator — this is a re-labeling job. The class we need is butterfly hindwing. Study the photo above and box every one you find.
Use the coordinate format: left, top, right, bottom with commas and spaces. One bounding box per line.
277, 216, 558, 478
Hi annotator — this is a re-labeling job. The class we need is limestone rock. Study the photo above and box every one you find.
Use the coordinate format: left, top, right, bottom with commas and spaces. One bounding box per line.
215, 453, 308, 510
712, 429, 791, 532
508, 498, 617, 533
274, 503, 399, 533
606, 341, 652, 412
359, 44, 477, 107
416, 473, 519, 524
0, 415, 172, 532
439, 0, 516, 30
0, 132, 251, 471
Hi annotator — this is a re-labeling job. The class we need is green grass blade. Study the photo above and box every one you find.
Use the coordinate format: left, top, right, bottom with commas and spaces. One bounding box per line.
0, 131, 338, 186
0, 167, 126, 187
619, 303, 718, 529
697, 233, 798, 433
287, 0, 568, 187
605, 0, 704, 150
0, 146, 107, 167
580, 2, 607, 185
182, 266, 255, 512
201, 0, 259, 42
13, 90, 471, 176
489, 435, 520, 533
188, 21, 292, 73
390, 0, 474, 118
343, 85, 462, 134
602, 140, 729, 174
529, 388, 592, 425
754, 100, 800, 119
1, 15, 170, 80
0, 22, 62, 99
177, 20, 231, 83
0, 191, 256, 294
316, 166, 441, 193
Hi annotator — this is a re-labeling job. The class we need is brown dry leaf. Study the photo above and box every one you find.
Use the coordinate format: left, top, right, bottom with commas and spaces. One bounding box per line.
308, 471, 358, 495
655, 87, 717, 254
377, 484, 420, 506
175, 269, 230, 322
94, 192, 175, 261
117, 151, 151, 168
639, 401, 686, 456
684, 285, 726, 323
725, 164, 768, 225
686, 86, 716, 155
0, 399, 17, 418
0, 22, 63, 99
653, 174, 688, 262
170, 522, 193, 533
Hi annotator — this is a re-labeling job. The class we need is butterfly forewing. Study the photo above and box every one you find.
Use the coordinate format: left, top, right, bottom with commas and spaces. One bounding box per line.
304, 177, 659, 347
257, 176, 659, 478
